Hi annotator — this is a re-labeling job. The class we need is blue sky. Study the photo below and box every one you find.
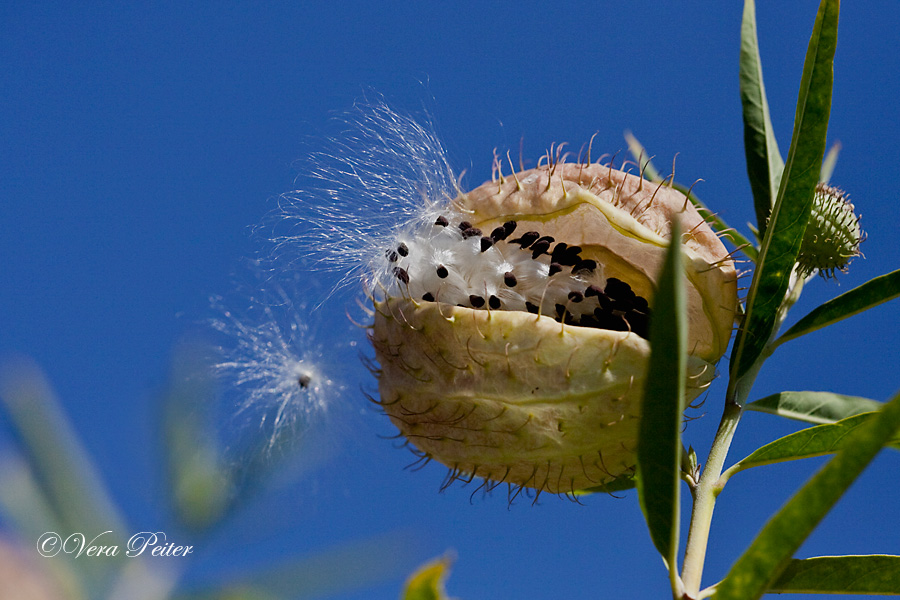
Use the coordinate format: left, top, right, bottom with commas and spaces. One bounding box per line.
3, 2, 900, 598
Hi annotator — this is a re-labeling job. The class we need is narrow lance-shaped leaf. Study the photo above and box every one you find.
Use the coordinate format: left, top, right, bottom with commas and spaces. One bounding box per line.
747, 390, 883, 425
740, 0, 785, 236
769, 555, 900, 595
730, 0, 838, 381
775, 268, 900, 347
624, 132, 758, 261
636, 219, 685, 568
726, 412, 900, 479
714, 386, 900, 600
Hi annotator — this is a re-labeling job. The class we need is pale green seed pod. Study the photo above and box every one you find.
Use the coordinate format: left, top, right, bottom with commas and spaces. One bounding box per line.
371, 161, 737, 495
796, 183, 863, 279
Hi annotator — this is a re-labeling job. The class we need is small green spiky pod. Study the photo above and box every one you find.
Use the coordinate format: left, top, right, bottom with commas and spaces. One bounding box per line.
371, 159, 738, 496
797, 183, 863, 279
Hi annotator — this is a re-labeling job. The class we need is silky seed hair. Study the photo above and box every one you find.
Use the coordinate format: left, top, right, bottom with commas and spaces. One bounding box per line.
269, 99, 459, 295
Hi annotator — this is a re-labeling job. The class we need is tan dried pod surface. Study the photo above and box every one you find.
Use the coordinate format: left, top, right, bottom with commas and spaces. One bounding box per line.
371, 160, 737, 495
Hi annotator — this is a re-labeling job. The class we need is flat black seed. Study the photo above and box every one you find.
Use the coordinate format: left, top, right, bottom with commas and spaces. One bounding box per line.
488, 295, 501, 309
605, 278, 635, 301
422, 292, 435, 302
298, 373, 312, 388
393, 267, 410, 284
511, 231, 540, 248
461, 227, 482, 239
490, 225, 508, 242
469, 294, 485, 308
551, 242, 569, 263
555, 303, 567, 317
480, 236, 494, 252
531, 239, 552, 258
397, 242, 409, 257
503, 271, 518, 287
435, 215, 449, 227
386, 250, 399, 263
548, 262, 563, 276
525, 301, 540, 314
568, 290, 584, 303
584, 284, 604, 298
502, 220, 517, 236
572, 259, 597, 275
436, 265, 449, 278
633, 297, 650, 313
458, 221, 473, 231
557, 247, 582, 266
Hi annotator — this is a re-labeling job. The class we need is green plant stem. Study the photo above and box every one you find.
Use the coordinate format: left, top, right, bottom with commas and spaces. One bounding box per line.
681, 366, 759, 598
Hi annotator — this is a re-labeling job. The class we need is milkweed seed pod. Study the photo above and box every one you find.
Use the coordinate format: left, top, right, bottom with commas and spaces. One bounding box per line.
796, 183, 863, 279
370, 158, 738, 495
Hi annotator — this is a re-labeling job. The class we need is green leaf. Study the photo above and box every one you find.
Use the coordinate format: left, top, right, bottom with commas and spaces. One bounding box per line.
747, 391, 883, 425
730, 0, 838, 381
729, 412, 900, 477
0, 357, 128, 594
769, 555, 900, 594
740, 0, 785, 237
714, 387, 900, 600
776, 268, 900, 346
636, 219, 685, 567
820, 140, 841, 183
403, 555, 456, 600
624, 132, 758, 261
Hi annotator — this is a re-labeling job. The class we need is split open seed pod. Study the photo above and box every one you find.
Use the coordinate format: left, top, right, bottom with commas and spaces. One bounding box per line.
370, 160, 737, 495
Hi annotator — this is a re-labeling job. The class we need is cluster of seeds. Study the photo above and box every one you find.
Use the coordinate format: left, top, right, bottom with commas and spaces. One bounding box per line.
381, 214, 651, 339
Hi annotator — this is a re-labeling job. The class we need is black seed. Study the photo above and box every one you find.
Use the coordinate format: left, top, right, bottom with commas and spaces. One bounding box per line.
634, 297, 650, 313
503, 271, 517, 287
531, 239, 552, 258
555, 303, 567, 317
558, 246, 583, 266
461, 227, 482, 239
605, 278, 636, 302
489, 295, 501, 309
502, 220, 517, 236
551, 242, 569, 263
458, 221, 473, 231
511, 231, 540, 248
393, 267, 410, 284
386, 250, 399, 263
480, 236, 494, 252
584, 284, 604, 298
422, 292, 435, 302
469, 294, 485, 308
525, 301, 540, 314
568, 290, 584, 303
298, 373, 311, 388
397, 242, 409, 257
572, 259, 597, 275
435, 215, 449, 227
436, 265, 449, 278
548, 262, 563, 276
490, 225, 508, 242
